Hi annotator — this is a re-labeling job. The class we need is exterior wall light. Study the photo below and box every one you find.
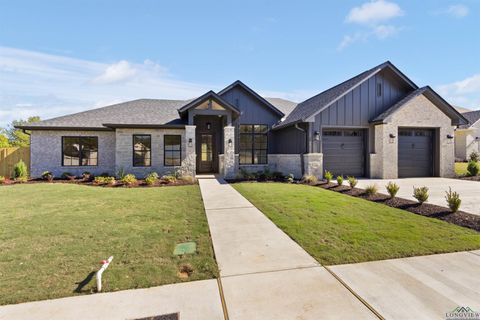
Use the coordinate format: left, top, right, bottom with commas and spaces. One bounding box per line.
188, 138, 193, 147
314, 131, 320, 141
389, 133, 396, 138
228, 138, 233, 147
206, 122, 211, 130
447, 134, 454, 139
389, 133, 396, 144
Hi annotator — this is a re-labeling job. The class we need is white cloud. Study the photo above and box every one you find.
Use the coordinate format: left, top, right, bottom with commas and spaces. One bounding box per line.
437, 74, 480, 108
346, 0, 404, 25
92, 60, 137, 84
446, 4, 469, 18
372, 24, 400, 39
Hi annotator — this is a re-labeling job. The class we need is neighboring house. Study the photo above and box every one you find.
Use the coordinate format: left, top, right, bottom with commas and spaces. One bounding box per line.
455, 110, 480, 161
17, 61, 467, 180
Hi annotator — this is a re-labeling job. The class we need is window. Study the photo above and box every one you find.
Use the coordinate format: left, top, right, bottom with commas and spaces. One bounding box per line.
377, 83, 382, 97
323, 130, 342, 136
164, 135, 181, 166
62, 137, 98, 166
239, 125, 268, 164
133, 135, 151, 167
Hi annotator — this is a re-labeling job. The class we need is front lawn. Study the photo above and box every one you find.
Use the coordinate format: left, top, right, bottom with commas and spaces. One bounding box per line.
232, 183, 480, 265
455, 162, 468, 176
0, 184, 217, 305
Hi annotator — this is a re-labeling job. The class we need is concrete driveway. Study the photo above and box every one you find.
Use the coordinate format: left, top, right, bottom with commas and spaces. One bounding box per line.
356, 177, 480, 216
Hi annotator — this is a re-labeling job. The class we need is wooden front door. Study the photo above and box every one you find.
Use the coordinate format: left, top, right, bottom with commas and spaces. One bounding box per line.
197, 133, 216, 173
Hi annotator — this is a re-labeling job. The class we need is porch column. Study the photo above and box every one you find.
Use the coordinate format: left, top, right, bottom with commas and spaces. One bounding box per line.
182, 125, 196, 177
223, 126, 235, 179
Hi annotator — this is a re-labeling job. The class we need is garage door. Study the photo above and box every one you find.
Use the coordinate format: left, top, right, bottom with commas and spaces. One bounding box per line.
398, 128, 434, 178
322, 129, 365, 177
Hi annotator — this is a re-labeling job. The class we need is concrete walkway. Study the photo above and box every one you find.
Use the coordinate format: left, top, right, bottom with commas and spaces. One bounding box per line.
198, 177, 376, 320
356, 177, 480, 216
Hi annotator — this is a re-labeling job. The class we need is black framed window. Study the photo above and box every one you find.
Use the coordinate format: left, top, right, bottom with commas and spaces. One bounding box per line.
164, 135, 181, 166
62, 137, 98, 166
239, 125, 268, 164
133, 135, 151, 167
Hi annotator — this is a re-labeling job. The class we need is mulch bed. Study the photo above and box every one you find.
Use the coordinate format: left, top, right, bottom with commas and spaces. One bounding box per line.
313, 182, 480, 232
457, 175, 480, 182
0, 178, 193, 188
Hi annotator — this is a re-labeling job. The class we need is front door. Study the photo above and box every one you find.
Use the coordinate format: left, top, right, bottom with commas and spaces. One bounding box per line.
198, 133, 215, 173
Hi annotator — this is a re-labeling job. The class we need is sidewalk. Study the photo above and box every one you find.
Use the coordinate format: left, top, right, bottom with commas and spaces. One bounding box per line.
198, 178, 376, 319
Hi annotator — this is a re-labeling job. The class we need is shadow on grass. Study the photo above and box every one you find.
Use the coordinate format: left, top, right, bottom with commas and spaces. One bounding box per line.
74, 271, 95, 293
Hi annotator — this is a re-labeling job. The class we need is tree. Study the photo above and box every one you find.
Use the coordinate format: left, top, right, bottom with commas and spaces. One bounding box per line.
5, 116, 40, 147
0, 132, 10, 148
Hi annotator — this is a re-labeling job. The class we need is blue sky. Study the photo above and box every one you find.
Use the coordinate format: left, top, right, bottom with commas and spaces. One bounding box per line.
1, 0, 479, 126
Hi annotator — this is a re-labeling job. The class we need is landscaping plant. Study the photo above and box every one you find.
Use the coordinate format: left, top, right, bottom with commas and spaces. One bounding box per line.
179, 175, 195, 184
385, 181, 400, 198
413, 186, 429, 204
286, 173, 294, 183
336, 175, 344, 186
82, 171, 92, 181
13, 160, 28, 182
347, 176, 357, 188
41, 171, 54, 182
161, 175, 177, 184
445, 187, 461, 213
324, 170, 333, 183
117, 167, 126, 179
364, 184, 378, 196
302, 174, 318, 185
467, 160, 479, 176
121, 174, 137, 186
469, 151, 479, 162
0, 176, 5, 184
145, 172, 159, 186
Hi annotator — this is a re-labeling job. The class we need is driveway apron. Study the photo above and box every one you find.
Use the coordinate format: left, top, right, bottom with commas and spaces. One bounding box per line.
198, 177, 376, 320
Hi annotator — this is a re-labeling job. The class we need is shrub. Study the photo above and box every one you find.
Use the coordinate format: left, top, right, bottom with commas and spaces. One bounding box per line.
336, 175, 344, 186
445, 187, 461, 213
385, 181, 400, 198
41, 171, 54, 182
117, 167, 126, 179
61, 172, 76, 180
324, 171, 333, 183
121, 174, 137, 186
347, 176, 357, 188
13, 160, 28, 180
469, 151, 479, 162
413, 186, 429, 204
364, 184, 378, 196
161, 175, 177, 184
82, 171, 92, 181
179, 175, 195, 184
104, 177, 116, 185
0, 176, 5, 184
145, 175, 158, 186
95, 176, 116, 185
302, 174, 318, 184
286, 173, 294, 183
467, 160, 479, 176
146, 172, 159, 180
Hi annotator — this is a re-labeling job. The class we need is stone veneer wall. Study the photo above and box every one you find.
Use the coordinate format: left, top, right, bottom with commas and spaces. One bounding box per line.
369, 94, 455, 178
115, 128, 191, 178
236, 154, 303, 179
223, 126, 236, 179
29, 130, 116, 178
303, 153, 323, 179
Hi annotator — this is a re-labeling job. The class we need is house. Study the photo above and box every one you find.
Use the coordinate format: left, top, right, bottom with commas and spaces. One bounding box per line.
455, 110, 480, 161
17, 61, 467, 180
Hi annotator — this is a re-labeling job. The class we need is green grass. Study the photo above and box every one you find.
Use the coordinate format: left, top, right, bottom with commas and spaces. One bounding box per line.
232, 183, 480, 265
455, 162, 468, 176
0, 184, 217, 305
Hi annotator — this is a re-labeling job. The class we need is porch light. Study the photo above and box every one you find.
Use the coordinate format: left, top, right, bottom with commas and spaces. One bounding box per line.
188, 138, 193, 147
228, 138, 232, 147
389, 133, 396, 138
314, 131, 320, 141
447, 134, 454, 139
207, 122, 211, 130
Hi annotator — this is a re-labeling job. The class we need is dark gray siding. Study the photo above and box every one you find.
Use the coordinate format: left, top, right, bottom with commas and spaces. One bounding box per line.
220, 86, 283, 153
272, 125, 307, 154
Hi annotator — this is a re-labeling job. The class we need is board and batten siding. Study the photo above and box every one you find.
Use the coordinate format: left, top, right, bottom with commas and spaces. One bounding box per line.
310, 70, 412, 153
220, 85, 283, 154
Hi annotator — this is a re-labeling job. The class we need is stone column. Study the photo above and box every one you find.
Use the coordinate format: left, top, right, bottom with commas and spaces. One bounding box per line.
303, 153, 323, 178
223, 126, 235, 179
182, 125, 196, 177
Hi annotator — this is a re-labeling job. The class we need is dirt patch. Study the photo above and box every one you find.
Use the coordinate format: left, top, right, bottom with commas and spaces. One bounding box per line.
316, 183, 480, 232
177, 264, 194, 279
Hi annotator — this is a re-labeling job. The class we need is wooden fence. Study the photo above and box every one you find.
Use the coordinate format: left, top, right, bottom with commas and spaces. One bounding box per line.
0, 147, 30, 177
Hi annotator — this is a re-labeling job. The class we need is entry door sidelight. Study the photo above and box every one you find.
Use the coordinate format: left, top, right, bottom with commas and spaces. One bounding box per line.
199, 134, 215, 173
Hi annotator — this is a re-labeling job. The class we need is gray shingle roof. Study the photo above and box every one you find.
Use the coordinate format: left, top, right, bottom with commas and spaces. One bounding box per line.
273, 61, 417, 130
459, 110, 480, 129
265, 98, 298, 116
19, 99, 191, 130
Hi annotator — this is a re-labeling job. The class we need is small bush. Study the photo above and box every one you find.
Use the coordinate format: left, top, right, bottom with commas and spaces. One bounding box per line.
467, 160, 479, 176
385, 181, 400, 198
302, 174, 318, 184
161, 175, 177, 184
445, 187, 461, 213
364, 184, 378, 196
41, 171, 54, 182
145, 175, 158, 186
0, 176, 5, 184
146, 172, 159, 180
413, 186, 429, 204
13, 160, 28, 180
324, 171, 333, 183
94, 176, 116, 185
82, 171, 92, 181
347, 176, 357, 188
179, 175, 195, 184
336, 175, 344, 186
469, 151, 479, 162
121, 174, 137, 186
117, 167, 126, 179
286, 173, 294, 183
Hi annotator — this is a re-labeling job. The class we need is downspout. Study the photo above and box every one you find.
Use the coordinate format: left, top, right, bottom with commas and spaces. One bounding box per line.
294, 123, 307, 176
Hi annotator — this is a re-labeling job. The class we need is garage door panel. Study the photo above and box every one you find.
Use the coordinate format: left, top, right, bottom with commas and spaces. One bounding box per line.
398, 128, 433, 178
322, 129, 365, 177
